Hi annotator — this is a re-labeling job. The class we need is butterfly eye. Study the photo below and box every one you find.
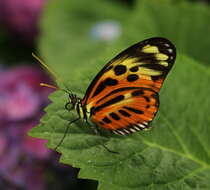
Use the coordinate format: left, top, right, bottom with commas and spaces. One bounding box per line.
65, 102, 73, 110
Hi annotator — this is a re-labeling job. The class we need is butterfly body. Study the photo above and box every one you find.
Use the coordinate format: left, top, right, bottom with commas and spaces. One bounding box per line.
67, 37, 176, 135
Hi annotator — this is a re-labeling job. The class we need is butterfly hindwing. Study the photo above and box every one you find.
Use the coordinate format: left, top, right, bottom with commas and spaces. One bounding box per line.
90, 87, 159, 134
82, 37, 176, 134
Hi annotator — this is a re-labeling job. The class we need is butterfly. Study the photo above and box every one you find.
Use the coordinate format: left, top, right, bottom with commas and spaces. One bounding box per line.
33, 37, 176, 151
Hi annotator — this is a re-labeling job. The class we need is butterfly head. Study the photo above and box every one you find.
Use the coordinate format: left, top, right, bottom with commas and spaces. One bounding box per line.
65, 93, 83, 111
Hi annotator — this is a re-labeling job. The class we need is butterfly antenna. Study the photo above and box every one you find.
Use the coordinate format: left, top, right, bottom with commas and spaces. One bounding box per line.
32, 52, 72, 94
32, 53, 58, 80
40, 83, 70, 94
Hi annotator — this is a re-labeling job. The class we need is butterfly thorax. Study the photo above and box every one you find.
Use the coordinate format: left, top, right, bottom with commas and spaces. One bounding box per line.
66, 94, 88, 120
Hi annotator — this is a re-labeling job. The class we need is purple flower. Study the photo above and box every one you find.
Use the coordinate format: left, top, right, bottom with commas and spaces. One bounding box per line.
0, 65, 54, 190
0, 0, 46, 43
0, 133, 7, 154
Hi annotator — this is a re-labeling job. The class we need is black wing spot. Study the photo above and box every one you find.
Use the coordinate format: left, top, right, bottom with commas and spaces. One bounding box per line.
127, 74, 139, 82
151, 76, 160, 81
132, 89, 144, 97
123, 106, 144, 114
114, 65, 127, 76
143, 96, 150, 102
102, 117, 111, 124
146, 105, 150, 109
110, 112, 120, 120
130, 66, 139, 72
119, 109, 131, 117
104, 78, 118, 86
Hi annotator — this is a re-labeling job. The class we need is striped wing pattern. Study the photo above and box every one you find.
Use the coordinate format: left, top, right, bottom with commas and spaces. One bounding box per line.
82, 37, 176, 135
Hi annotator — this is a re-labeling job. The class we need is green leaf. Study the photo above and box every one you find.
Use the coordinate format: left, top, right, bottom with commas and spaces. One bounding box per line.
31, 52, 210, 189
30, 0, 210, 189
123, 0, 210, 64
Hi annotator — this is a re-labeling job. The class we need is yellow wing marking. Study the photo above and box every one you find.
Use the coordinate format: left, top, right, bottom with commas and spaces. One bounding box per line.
159, 61, 168, 67
128, 62, 149, 67
142, 45, 159, 54
113, 57, 139, 67
156, 53, 168, 61
139, 67, 162, 76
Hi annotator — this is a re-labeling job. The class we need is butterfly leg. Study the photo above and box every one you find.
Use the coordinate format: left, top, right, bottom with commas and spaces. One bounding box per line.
55, 117, 80, 151
86, 121, 119, 154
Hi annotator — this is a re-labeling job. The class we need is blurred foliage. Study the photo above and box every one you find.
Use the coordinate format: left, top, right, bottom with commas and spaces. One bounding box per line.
38, 0, 129, 81
26, 0, 210, 189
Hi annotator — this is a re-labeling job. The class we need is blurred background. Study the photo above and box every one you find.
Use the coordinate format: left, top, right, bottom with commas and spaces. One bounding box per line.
0, 0, 210, 189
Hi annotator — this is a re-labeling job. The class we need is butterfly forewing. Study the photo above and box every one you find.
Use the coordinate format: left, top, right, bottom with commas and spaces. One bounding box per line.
82, 37, 176, 134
